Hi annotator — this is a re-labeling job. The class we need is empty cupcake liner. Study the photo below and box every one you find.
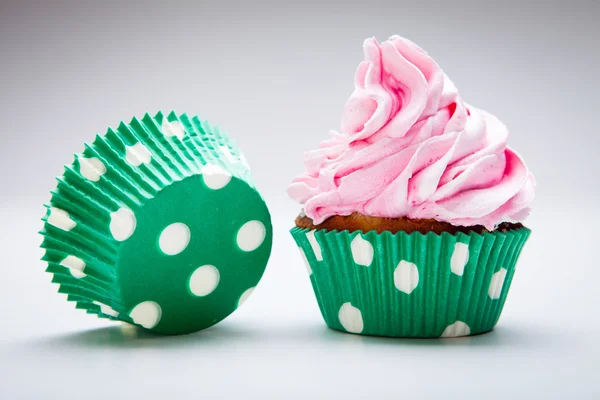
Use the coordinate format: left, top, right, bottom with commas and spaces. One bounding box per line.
290, 226, 530, 338
41, 111, 272, 334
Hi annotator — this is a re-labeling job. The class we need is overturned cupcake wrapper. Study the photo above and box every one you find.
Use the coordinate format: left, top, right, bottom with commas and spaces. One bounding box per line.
41, 111, 272, 335
291, 226, 530, 338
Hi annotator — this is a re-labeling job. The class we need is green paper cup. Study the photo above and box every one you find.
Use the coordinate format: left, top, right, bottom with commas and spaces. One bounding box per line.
290, 226, 530, 338
41, 111, 272, 335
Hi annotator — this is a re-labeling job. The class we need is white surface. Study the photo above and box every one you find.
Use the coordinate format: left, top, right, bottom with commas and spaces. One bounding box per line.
0, 204, 599, 399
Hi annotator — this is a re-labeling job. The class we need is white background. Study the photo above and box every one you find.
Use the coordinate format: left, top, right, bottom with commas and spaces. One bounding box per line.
1, 0, 598, 398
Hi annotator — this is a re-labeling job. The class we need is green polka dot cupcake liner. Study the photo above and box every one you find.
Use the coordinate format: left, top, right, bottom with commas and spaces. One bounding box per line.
40, 111, 272, 335
291, 226, 530, 338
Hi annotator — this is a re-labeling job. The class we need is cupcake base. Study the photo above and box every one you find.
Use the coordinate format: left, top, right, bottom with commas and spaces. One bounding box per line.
295, 212, 523, 235
290, 226, 530, 338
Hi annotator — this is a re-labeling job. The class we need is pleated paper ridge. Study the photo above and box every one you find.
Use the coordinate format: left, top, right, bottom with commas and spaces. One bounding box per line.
40, 111, 251, 322
291, 227, 530, 338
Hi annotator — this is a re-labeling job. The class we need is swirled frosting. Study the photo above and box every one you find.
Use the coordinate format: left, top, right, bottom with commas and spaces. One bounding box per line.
288, 36, 535, 230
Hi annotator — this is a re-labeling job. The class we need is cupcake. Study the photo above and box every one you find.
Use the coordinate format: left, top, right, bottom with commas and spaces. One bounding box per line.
41, 111, 272, 335
288, 36, 535, 338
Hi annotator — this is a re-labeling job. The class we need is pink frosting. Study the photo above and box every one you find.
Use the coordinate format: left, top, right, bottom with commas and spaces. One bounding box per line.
288, 36, 535, 230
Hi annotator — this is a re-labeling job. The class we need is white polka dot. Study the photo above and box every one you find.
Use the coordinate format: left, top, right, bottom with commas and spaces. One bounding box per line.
338, 302, 364, 334
201, 164, 232, 190
125, 143, 152, 166
60, 255, 86, 279
162, 119, 185, 139
189, 265, 220, 297
450, 242, 469, 276
306, 230, 322, 261
240, 153, 250, 170
220, 145, 239, 164
238, 287, 255, 308
393, 260, 419, 294
488, 268, 508, 299
79, 157, 106, 182
159, 223, 191, 255
109, 208, 136, 242
48, 207, 76, 231
299, 247, 312, 275
93, 301, 118, 317
129, 301, 162, 329
236, 220, 266, 252
441, 321, 471, 338
350, 234, 374, 267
